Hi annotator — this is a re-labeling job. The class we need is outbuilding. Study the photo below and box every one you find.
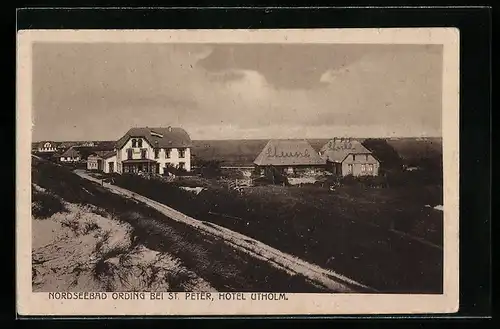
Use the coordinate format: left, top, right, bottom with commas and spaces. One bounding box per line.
87, 150, 116, 172
59, 146, 81, 163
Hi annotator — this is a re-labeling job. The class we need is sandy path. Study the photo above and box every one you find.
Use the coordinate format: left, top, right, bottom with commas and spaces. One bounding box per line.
75, 170, 376, 293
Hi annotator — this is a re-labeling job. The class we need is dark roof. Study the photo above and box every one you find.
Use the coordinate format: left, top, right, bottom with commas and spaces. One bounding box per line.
37, 141, 56, 148
115, 127, 192, 150
95, 141, 116, 150
319, 139, 373, 163
99, 150, 116, 159
253, 139, 326, 166
60, 147, 81, 158
88, 150, 116, 159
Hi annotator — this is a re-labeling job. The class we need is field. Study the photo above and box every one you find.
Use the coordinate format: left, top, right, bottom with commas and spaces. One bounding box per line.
112, 170, 444, 293
31, 157, 327, 292
191, 138, 443, 167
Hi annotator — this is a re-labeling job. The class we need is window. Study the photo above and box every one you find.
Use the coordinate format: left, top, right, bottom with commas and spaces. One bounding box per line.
154, 148, 160, 159
352, 154, 356, 161
131, 139, 137, 148
368, 164, 374, 173
127, 149, 133, 159
361, 164, 366, 173
178, 162, 185, 170
141, 149, 147, 159
165, 148, 171, 159
178, 148, 185, 158
138, 139, 143, 148
347, 164, 353, 174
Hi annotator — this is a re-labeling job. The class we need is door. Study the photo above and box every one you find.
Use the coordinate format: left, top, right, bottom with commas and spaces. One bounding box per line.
109, 162, 114, 173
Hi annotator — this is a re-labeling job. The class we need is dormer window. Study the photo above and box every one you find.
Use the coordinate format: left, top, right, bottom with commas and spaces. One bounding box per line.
352, 154, 356, 161
131, 139, 137, 148
138, 139, 143, 148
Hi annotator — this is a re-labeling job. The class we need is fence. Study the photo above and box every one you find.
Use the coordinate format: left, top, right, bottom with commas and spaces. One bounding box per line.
226, 178, 253, 192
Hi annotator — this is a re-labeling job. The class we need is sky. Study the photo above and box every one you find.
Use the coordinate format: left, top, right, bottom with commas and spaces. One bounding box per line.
32, 43, 443, 141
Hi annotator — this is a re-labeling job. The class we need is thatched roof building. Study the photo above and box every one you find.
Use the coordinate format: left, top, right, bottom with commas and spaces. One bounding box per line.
254, 139, 325, 168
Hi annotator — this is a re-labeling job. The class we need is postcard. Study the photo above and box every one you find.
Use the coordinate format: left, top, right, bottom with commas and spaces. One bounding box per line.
17, 27, 459, 316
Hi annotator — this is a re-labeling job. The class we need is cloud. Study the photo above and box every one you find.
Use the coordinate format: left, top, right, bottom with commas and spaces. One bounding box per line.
319, 66, 352, 84
32, 43, 443, 141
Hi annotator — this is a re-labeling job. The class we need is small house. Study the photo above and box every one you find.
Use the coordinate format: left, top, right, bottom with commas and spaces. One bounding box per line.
87, 150, 117, 172
59, 146, 81, 163
319, 138, 380, 177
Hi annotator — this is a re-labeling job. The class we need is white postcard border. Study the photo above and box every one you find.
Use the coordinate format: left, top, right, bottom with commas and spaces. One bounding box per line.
16, 28, 460, 316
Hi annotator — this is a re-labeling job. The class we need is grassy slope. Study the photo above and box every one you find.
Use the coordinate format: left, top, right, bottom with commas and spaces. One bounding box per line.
113, 174, 443, 294
32, 196, 213, 292
31, 157, 325, 292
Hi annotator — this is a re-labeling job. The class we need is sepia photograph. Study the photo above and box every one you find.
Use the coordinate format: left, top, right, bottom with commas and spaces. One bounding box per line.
17, 28, 459, 316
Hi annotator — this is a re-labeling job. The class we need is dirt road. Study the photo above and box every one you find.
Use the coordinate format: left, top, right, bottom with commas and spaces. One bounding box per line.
74, 170, 376, 293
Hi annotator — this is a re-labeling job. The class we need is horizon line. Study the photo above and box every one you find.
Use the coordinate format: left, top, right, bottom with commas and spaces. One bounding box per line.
32, 135, 443, 143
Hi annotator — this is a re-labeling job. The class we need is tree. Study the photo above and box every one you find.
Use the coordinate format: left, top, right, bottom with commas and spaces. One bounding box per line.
263, 166, 289, 186
196, 159, 223, 178
362, 138, 404, 172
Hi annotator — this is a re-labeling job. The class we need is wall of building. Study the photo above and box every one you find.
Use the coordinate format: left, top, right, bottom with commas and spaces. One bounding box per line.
103, 155, 117, 174
255, 165, 324, 176
161, 147, 191, 172
87, 157, 100, 170
341, 154, 380, 176
60, 156, 81, 162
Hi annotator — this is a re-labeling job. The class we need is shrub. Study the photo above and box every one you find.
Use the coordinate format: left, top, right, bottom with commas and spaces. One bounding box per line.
262, 166, 289, 186
194, 159, 223, 178
163, 163, 195, 177
385, 169, 442, 187
362, 138, 404, 172
338, 175, 387, 188
32, 188, 67, 219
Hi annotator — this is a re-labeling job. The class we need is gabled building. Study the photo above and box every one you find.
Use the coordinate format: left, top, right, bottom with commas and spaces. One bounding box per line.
36, 141, 57, 153
100, 126, 192, 175
319, 138, 380, 176
87, 150, 116, 171
253, 139, 326, 175
59, 146, 82, 163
